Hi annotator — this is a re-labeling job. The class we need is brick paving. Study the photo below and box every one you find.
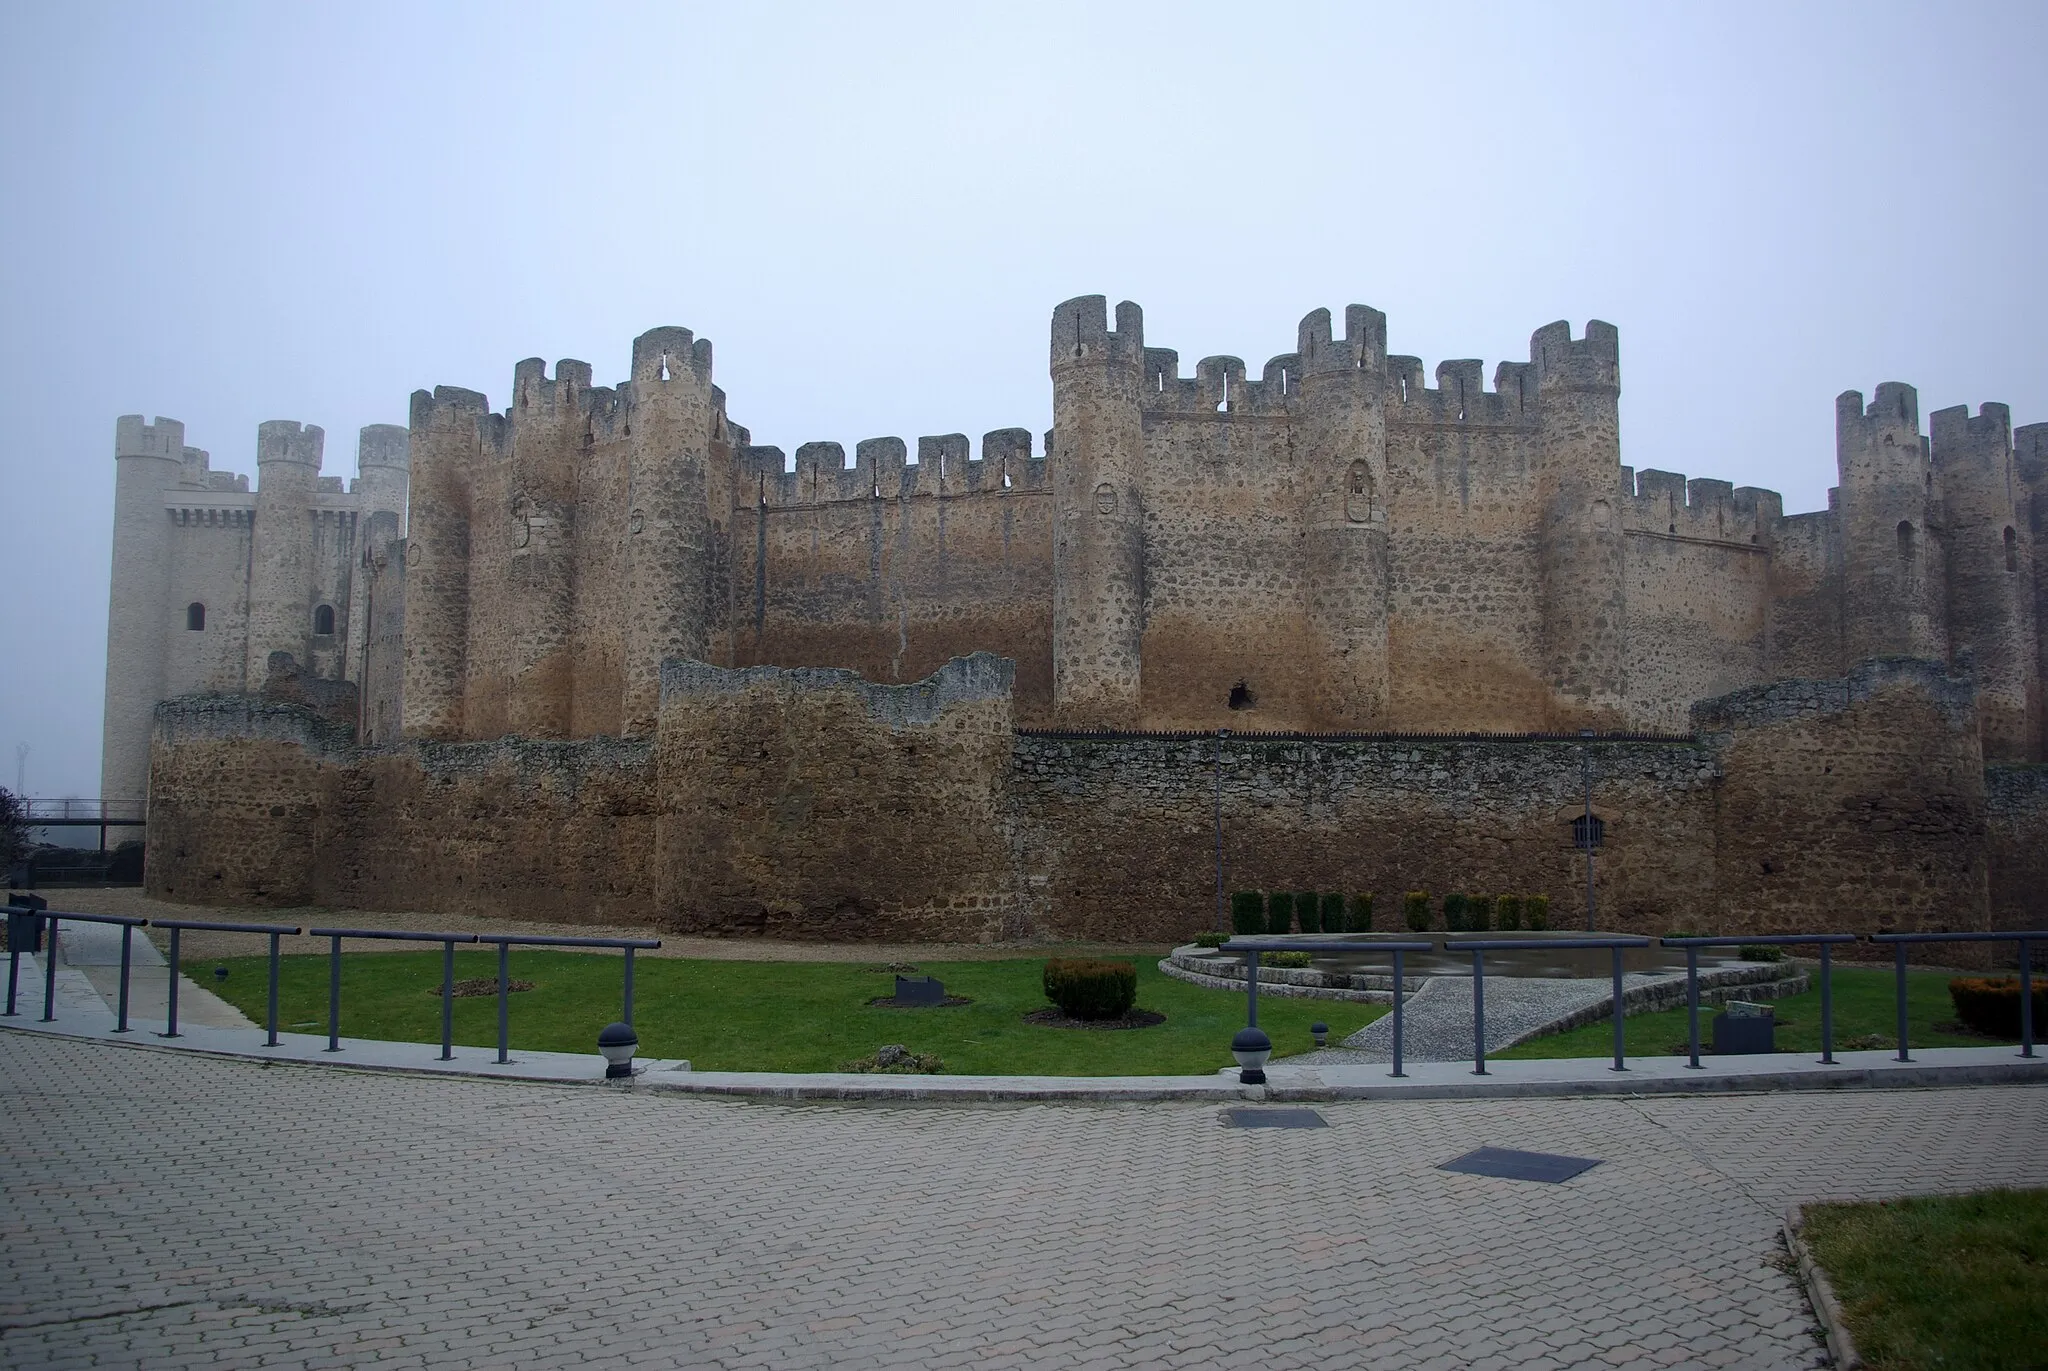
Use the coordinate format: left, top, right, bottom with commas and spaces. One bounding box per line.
1, 1032, 2043, 1369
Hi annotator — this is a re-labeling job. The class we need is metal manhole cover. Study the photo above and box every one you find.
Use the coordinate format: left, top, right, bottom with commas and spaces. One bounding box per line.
1438, 1146, 1601, 1183
1220, 1108, 1327, 1129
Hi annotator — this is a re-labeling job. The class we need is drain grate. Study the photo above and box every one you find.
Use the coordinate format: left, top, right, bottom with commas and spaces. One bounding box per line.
1438, 1146, 1601, 1183
1220, 1108, 1327, 1129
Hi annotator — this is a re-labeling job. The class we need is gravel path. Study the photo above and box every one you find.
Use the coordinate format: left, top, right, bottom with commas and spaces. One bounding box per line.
1297, 972, 1676, 1065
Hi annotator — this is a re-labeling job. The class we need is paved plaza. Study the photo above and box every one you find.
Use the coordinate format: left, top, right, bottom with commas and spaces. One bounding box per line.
1, 1031, 2044, 1370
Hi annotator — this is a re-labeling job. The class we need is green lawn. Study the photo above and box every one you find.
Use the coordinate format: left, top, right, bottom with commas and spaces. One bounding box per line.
197, 950, 1379, 1075
1801, 1189, 2048, 1370
1496, 967, 2016, 1059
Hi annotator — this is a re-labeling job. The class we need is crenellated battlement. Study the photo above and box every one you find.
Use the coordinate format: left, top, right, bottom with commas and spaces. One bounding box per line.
1530, 320, 1620, 393
410, 386, 490, 435
1050, 295, 1144, 371
1385, 356, 1538, 426
513, 358, 594, 415
741, 428, 1048, 508
1930, 402, 2013, 468
358, 424, 410, 471
1296, 304, 1387, 378
2016, 423, 2048, 483
1836, 382, 1929, 481
1621, 467, 1783, 545
630, 326, 713, 386
115, 414, 186, 461
256, 420, 324, 469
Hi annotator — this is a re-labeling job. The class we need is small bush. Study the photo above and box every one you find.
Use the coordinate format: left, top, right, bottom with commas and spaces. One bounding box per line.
841, 1043, 944, 1074
1347, 893, 1374, 932
1295, 889, 1321, 934
1403, 890, 1431, 933
1949, 977, 2047, 1039
1468, 895, 1492, 933
1230, 891, 1265, 936
1442, 892, 1470, 933
1265, 951, 1313, 969
1738, 944, 1788, 963
1193, 931, 1228, 949
1266, 891, 1295, 935
1496, 895, 1523, 931
1525, 894, 1550, 930
1320, 893, 1344, 936
1042, 959, 1139, 1020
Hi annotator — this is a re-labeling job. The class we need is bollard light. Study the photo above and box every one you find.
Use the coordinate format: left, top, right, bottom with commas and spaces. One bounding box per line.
1311, 1021, 1328, 1048
1231, 1026, 1272, 1086
214, 965, 229, 983
598, 1021, 639, 1079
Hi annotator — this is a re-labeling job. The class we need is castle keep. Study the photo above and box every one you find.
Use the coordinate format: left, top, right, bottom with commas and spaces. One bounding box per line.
116, 297, 2048, 939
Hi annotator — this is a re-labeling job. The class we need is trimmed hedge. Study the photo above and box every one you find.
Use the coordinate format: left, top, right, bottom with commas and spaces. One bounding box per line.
1230, 890, 1265, 936
1526, 894, 1551, 930
1404, 890, 1431, 932
1949, 977, 2046, 1039
1320, 893, 1344, 936
1496, 895, 1524, 931
1266, 951, 1313, 969
1468, 895, 1492, 932
1042, 959, 1138, 1020
1266, 891, 1295, 936
1194, 931, 1228, 949
1295, 889, 1321, 934
1348, 893, 1374, 932
1443, 892, 1470, 932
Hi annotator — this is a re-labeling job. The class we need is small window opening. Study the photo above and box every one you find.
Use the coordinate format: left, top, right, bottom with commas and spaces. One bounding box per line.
1572, 814, 1605, 851
1897, 520, 1916, 562
313, 604, 336, 635
2006, 526, 2018, 572
658, 353, 671, 381
186, 602, 206, 631
1216, 373, 1230, 412
1227, 680, 1255, 711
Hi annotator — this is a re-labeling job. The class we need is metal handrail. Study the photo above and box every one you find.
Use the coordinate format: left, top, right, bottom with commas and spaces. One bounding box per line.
472, 934, 662, 1063
1221, 938, 1434, 1076
306, 928, 481, 1059
151, 917, 307, 1044
1661, 934, 1860, 1067
1445, 937, 1652, 1075
1868, 931, 2043, 1061
4, 908, 148, 1028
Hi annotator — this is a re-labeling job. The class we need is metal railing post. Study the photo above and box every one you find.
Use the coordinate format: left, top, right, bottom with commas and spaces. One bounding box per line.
623, 946, 636, 1027
1893, 942, 1910, 1063
326, 934, 343, 1052
2021, 938, 2035, 1060
439, 939, 456, 1061
1818, 943, 1835, 1064
4, 931, 19, 1017
1684, 946, 1701, 1069
160, 925, 183, 1038
496, 941, 511, 1064
1245, 951, 1261, 1029
1609, 945, 1627, 1072
1470, 948, 1487, 1076
115, 923, 132, 1033
265, 932, 281, 1047
40, 914, 59, 1021
1390, 948, 1406, 1079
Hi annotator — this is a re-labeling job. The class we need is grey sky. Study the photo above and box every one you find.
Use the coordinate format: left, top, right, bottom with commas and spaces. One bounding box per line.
3, 1, 2043, 797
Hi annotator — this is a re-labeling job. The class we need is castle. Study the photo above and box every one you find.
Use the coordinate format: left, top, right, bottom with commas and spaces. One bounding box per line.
113, 298, 2048, 941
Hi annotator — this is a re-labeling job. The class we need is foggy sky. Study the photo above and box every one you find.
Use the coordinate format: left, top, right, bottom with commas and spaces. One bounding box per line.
3, 1, 2044, 798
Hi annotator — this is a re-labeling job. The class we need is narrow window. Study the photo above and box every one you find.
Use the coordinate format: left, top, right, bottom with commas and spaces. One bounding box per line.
2006, 526, 2019, 572
185, 602, 205, 631
1572, 814, 1605, 850
313, 604, 336, 635
1897, 520, 1916, 562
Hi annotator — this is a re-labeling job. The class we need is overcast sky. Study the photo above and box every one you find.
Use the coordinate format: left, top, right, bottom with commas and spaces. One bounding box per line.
3, 1, 2044, 798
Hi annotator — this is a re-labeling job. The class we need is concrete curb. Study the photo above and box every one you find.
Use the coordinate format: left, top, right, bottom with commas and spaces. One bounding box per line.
1784, 1204, 1864, 1370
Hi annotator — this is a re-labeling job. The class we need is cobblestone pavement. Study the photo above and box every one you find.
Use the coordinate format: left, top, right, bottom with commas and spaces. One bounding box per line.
3, 1033, 2044, 1370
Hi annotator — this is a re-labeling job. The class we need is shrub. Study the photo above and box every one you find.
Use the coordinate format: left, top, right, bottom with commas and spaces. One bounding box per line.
1525, 894, 1550, 930
1347, 893, 1374, 932
1496, 895, 1523, 931
1738, 944, 1788, 963
1266, 891, 1295, 935
1403, 890, 1431, 932
1266, 951, 1313, 969
1468, 895, 1492, 932
1949, 977, 2048, 1039
1442, 892, 1470, 933
1295, 889, 1321, 934
1230, 891, 1265, 936
1320, 893, 1344, 936
1193, 931, 1228, 949
1042, 959, 1138, 1020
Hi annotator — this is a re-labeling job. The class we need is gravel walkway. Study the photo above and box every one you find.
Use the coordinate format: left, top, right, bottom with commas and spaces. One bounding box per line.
1297, 972, 1675, 1065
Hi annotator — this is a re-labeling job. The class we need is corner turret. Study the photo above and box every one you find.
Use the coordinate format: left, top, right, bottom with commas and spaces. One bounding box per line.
102, 416, 187, 804
246, 422, 325, 685
1933, 402, 2038, 758
1837, 384, 1944, 663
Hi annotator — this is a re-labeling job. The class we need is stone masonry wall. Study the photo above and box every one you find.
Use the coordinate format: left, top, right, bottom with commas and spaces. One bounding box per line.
1986, 763, 2048, 933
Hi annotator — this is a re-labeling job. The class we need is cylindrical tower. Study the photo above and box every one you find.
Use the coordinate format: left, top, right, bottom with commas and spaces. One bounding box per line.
101, 415, 186, 806
343, 424, 410, 690
1296, 305, 1391, 729
505, 360, 587, 738
401, 386, 484, 740
1050, 295, 1146, 726
245, 420, 324, 685
1933, 402, 2038, 760
621, 326, 716, 736
1838, 383, 1944, 663
355, 423, 410, 529
1532, 320, 1627, 728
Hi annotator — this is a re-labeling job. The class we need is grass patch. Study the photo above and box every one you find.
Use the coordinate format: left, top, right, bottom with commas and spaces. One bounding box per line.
199, 950, 1380, 1075
1495, 968, 2012, 1059
1802, 1189, 2048, 1370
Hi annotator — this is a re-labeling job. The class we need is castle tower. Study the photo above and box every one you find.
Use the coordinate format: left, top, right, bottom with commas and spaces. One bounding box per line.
101, 416, 188, 805
505, 360, 588, 738
1936, 402, 2040, 760
1838, 384, 1945, 663
2019, 423, 2048, 758
1049, 296, 1146, 725
1296, 305, 1392, 728
401, 387, 486, 740
621, 327, 716, 736
343, 424, 410, 690
1532, 320, 1627, 727
244, 421, 324, 685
